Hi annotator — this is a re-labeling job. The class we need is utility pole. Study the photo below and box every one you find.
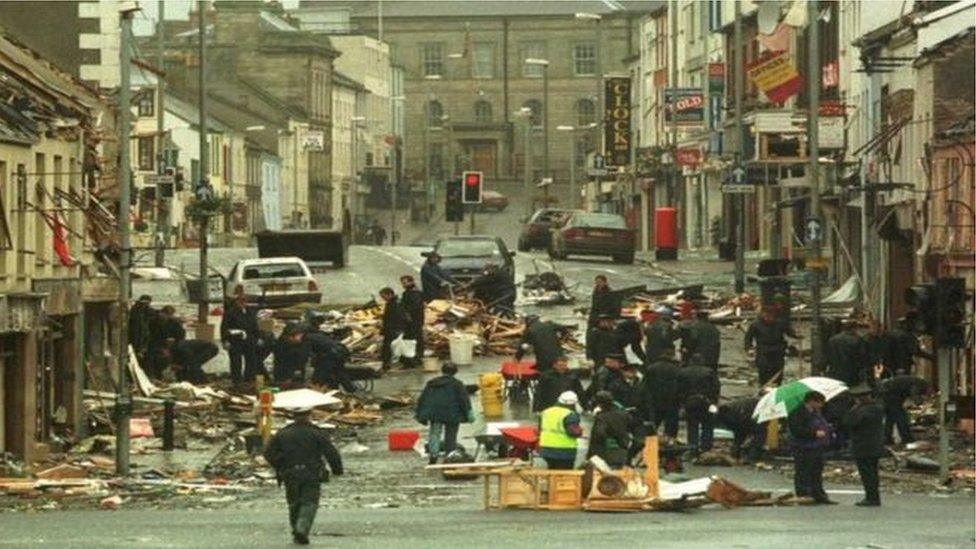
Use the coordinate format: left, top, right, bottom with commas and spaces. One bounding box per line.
733, 0, 746, 294
542, 64, 550, 180
154, 0, 166, 268
569, 131, 577, 208
807, 0, 824, 371
522, 113, 532, 219
196, 0, 210, 325
423, 99, 430, 223
669, 0, 678, 208
116, 5, 137, 476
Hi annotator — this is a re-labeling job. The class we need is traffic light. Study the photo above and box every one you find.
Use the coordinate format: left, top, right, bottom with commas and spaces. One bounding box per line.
935, 277, 968, 348
445, 179, 464, 222
461, 171, 483, 204
905, 283, 937, 334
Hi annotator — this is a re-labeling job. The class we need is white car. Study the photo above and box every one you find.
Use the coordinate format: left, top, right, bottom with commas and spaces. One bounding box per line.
225, 257, 321, 308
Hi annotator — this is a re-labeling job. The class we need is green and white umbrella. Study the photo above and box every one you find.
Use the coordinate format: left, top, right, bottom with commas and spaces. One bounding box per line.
752, 377, 849, 424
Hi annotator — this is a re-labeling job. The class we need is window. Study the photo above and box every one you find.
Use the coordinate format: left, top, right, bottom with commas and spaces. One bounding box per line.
422, 43, 444, 77
708, 0, 723, 31
472, 42, 494, 78
573, 42, 597, 76
137, 137, 154, 171
523, 100, 542, 127
521, 41, 545, 77
473, 100, 492, 123
427, 100, 444, 127
138, 92, 154, 117
575, 99, 595, 126
686, 2, 697, 45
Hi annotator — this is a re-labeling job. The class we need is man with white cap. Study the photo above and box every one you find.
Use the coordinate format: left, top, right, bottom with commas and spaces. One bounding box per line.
264, 406, 344, 545
538, 391, 583, 470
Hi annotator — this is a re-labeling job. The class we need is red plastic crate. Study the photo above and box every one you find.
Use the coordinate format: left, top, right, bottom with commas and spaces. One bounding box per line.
388, 429, 420, 451
499, 361, 539, 380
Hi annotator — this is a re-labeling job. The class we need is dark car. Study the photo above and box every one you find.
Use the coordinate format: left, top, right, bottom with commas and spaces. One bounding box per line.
424, 236, 516, 285
478, 190, 509, 212
549, 211, 636, 264
517, 208, 576, 251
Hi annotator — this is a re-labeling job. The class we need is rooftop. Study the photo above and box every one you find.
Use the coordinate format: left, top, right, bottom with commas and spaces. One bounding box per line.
300, 0, 662, 19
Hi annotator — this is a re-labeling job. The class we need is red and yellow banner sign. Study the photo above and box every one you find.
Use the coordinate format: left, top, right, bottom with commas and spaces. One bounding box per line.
747, 51, 803, 105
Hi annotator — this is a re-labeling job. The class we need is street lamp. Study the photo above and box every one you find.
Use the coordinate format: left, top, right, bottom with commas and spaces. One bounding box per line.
558, 123, 597, 209
525, 58, 550, 180
350, 116, 366, 239
516, 107, 533, 217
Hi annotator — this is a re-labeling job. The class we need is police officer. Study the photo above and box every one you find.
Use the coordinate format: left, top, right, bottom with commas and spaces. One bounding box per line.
676, 365, 721, 454
538, 391, 584, 469
400, 275, 425, 368
222, 293, 260, 385
167, 339, 218, 384
273, 323, 309, 384
825, 321, 866, 386
887, 315, 933, 375
640, 308, 677, 365
680, 309, 721, 369
264, 407, 344, 545
515, 316, 564, 373
639, 349, 683, 438
744, 309, 801, 386
305, 319, 355, 392
587, 390, 632, 468
533, 355, 585, 413
716, 395, 766, 463
588, 275, 619, 328
586, 314, 622, 369
842, 384, 885, 507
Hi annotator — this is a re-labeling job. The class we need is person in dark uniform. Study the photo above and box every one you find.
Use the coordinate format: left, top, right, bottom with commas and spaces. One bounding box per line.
615, 317, 647, 365
587, 275, 619, 328
587, 390, 632, 468
379, 287, 406, 370
533, 355, 585, 413
516, 316, 564, 373
305, 319, 355, 393
745, 309, 801, 386
605, 362, 642, 411
862, 318, 891, 384
842, 384, 886, 506
148, 305, 186, 377
640, 308, 677, 365
716, 396, 766, 463
879, 374, 929, 445
420, 252, 455, 302
677, 365, 721, 454
586, 314, 622, 369
273, 323, 308, 384
887, 315, 933, 375
584, 352, 626, 408
222, 293, 260, 385
680, 310, 721, 369
788, 391, 834, 504
167, 339, 219, 384
639, 350, 683, 438
400, 275, 425, 368
825, 321, 866, 386
129, 295, 155, 369
264, 407, 344, 545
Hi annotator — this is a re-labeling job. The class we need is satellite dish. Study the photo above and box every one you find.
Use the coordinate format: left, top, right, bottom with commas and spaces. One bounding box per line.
758, 1, 781, 35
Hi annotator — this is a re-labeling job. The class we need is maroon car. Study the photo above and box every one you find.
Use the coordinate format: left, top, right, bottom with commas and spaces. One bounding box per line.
548, 211, 636, 264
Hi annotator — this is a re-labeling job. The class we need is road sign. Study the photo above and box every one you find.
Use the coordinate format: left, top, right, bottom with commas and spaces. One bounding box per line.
593, 154, 605, 169
145, 174, 174, 186
587, 168, 609, 177
721, 184, 755, 194
806, 218, 822, 243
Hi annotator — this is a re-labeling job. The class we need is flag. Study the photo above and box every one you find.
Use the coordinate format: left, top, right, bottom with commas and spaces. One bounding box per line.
52, 201, 76, 267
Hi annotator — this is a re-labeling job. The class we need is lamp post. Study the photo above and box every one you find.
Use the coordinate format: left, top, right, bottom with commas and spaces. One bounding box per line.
516, 107, 533, 217
525, 58, 550, 180
557, 123, 597, 209
350, 116, 366, 241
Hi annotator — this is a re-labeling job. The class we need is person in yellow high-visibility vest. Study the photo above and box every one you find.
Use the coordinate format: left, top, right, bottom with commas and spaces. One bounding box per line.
538, 391, 584, 470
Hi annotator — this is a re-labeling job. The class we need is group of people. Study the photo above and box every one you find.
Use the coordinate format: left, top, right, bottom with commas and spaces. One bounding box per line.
129, 295, 220, 384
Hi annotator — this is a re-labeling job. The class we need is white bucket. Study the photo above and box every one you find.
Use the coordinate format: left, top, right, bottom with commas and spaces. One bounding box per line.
448, 333, 477, 365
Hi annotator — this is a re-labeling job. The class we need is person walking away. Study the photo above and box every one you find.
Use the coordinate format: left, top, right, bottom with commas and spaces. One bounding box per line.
167, 339, 218, 383
533, 355, 585, 413
379, 287, 407, 370
264, 407, 344, 545
129, 295, 155, 370
539, 391, 584, 469
842, 384, 885, 506
887, 314, 933, 375
273, 323, 309, 384
879, 374, 929, 445
586, 314, 622, 370
516, 316, 564, 373
825, 321, 866, 386
587, 391, 632, 468
400, 275, 425, 368
587, 275, 618, 328
222, 293, 260, 385
716, 395, 766, 463
680, 309, 721, 369
420, 252, 455, 302
787, 391, 834, 504
745, 309, 801, 387
640, 308, 678, 365
677, 365, 721, 454
415, 362, 471, 464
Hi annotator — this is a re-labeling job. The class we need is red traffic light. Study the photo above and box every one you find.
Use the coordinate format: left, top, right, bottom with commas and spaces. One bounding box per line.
461, 171, 483, 204
465, 173, 481, 186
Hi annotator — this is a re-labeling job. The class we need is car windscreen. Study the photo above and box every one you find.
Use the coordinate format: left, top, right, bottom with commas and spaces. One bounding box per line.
241, 263, 307, 280
435, 239, 501, 258
574, 214, 627, 229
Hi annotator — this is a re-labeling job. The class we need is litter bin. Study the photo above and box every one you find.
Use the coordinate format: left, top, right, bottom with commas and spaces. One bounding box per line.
449, 333, 477, 365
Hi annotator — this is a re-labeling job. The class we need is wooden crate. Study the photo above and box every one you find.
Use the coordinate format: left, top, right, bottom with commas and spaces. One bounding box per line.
498, 473, 536, 508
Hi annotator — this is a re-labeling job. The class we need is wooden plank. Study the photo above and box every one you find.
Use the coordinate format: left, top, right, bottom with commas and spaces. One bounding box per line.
644, 436, 659, 500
